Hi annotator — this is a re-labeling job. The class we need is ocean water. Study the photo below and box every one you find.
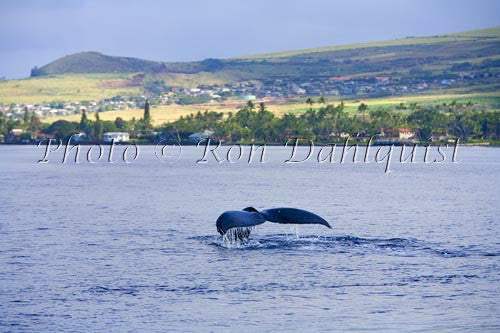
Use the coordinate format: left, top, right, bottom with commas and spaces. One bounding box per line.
0, 144, 499, 332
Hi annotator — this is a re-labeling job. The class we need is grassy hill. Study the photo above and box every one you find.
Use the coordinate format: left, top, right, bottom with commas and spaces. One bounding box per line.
31, 51, 161, 76
238, 26, 500, 59
28, 26, 500, 81
0, 74, 142, 104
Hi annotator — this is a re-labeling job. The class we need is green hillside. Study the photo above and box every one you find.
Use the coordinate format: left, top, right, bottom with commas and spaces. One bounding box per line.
239, 26, 500, 59
30, 26, 500, 81
31, 51, 161, 76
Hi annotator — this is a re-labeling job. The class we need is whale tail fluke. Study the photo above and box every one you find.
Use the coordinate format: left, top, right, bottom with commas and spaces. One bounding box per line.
216, 207, 331, 239
260, 208, 332, 229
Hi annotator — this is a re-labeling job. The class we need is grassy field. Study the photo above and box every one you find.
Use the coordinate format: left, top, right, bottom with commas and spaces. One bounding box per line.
0, 74, 140, 104
47, 104, 220, 125
0, 70, 253, 103
45, 92, 500, 126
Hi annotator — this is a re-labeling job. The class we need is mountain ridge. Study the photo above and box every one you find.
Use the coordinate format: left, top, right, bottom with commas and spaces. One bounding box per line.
30, 51, 161, 76
31, 26, 500, 78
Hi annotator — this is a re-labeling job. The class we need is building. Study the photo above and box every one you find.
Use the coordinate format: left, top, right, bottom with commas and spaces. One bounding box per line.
188, 130, 214, 142
5, 129, 24, 142
397, 128, 416, 140
241, 95, 256, 101
10, 129, 24, 136
72, 132, 87, 143
35, 133, 54, 141
102, 132, 130, 143
430, 131, 448, 142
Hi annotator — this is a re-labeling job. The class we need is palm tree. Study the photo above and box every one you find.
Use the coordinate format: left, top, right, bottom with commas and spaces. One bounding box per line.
259, 102, 266, 113
94, 112, 103, 141
23, 107, 30, 125
79, 108, 89, 133
246, 100, 255, 110
142, 99, 153, 134
143, 99, 151, 123
358, 103, 368, 121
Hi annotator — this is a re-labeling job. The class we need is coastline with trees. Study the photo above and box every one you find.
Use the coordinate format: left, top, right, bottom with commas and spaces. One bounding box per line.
1, 98, 499, 145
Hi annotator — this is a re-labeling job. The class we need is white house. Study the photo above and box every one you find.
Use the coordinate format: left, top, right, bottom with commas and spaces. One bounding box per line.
398, 128, 416, 140
72, 132, 87, 143
188, 130, 214, 142
102, 132, 130, 143
10, 129, 24, 136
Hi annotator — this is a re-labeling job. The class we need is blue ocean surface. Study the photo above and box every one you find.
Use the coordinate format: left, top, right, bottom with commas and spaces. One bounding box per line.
0, 145, 498, 332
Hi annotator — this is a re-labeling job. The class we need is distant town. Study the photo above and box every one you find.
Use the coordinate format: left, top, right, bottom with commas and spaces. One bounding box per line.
1, 91, 498, 146
1, 69, 498, 120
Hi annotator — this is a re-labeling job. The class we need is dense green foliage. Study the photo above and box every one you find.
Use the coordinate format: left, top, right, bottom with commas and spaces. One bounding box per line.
67, 101, 155, 141
3, 100, 498, 144
161, 101, 500, 143
0, 108, 42, 140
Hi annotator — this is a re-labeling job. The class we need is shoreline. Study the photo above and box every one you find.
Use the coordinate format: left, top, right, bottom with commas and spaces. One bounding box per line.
1, 142, 498, 147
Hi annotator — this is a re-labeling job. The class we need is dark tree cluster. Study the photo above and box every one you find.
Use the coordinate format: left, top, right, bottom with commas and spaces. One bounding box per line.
161, 101, 500, 143
0, 107, 42, 141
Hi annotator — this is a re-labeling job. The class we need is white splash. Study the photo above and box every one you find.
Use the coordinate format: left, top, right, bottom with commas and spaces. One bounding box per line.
222, 227, 254, 247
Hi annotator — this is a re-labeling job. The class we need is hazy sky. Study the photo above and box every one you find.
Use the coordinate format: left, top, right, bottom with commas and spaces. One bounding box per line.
1, 0, 499, 78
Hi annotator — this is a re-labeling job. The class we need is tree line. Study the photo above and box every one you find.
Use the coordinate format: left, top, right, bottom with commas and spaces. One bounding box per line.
0, 108, 42, 140
0, 100, 154, 142
162, 100, 500, 143
1, 99, 499, 143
